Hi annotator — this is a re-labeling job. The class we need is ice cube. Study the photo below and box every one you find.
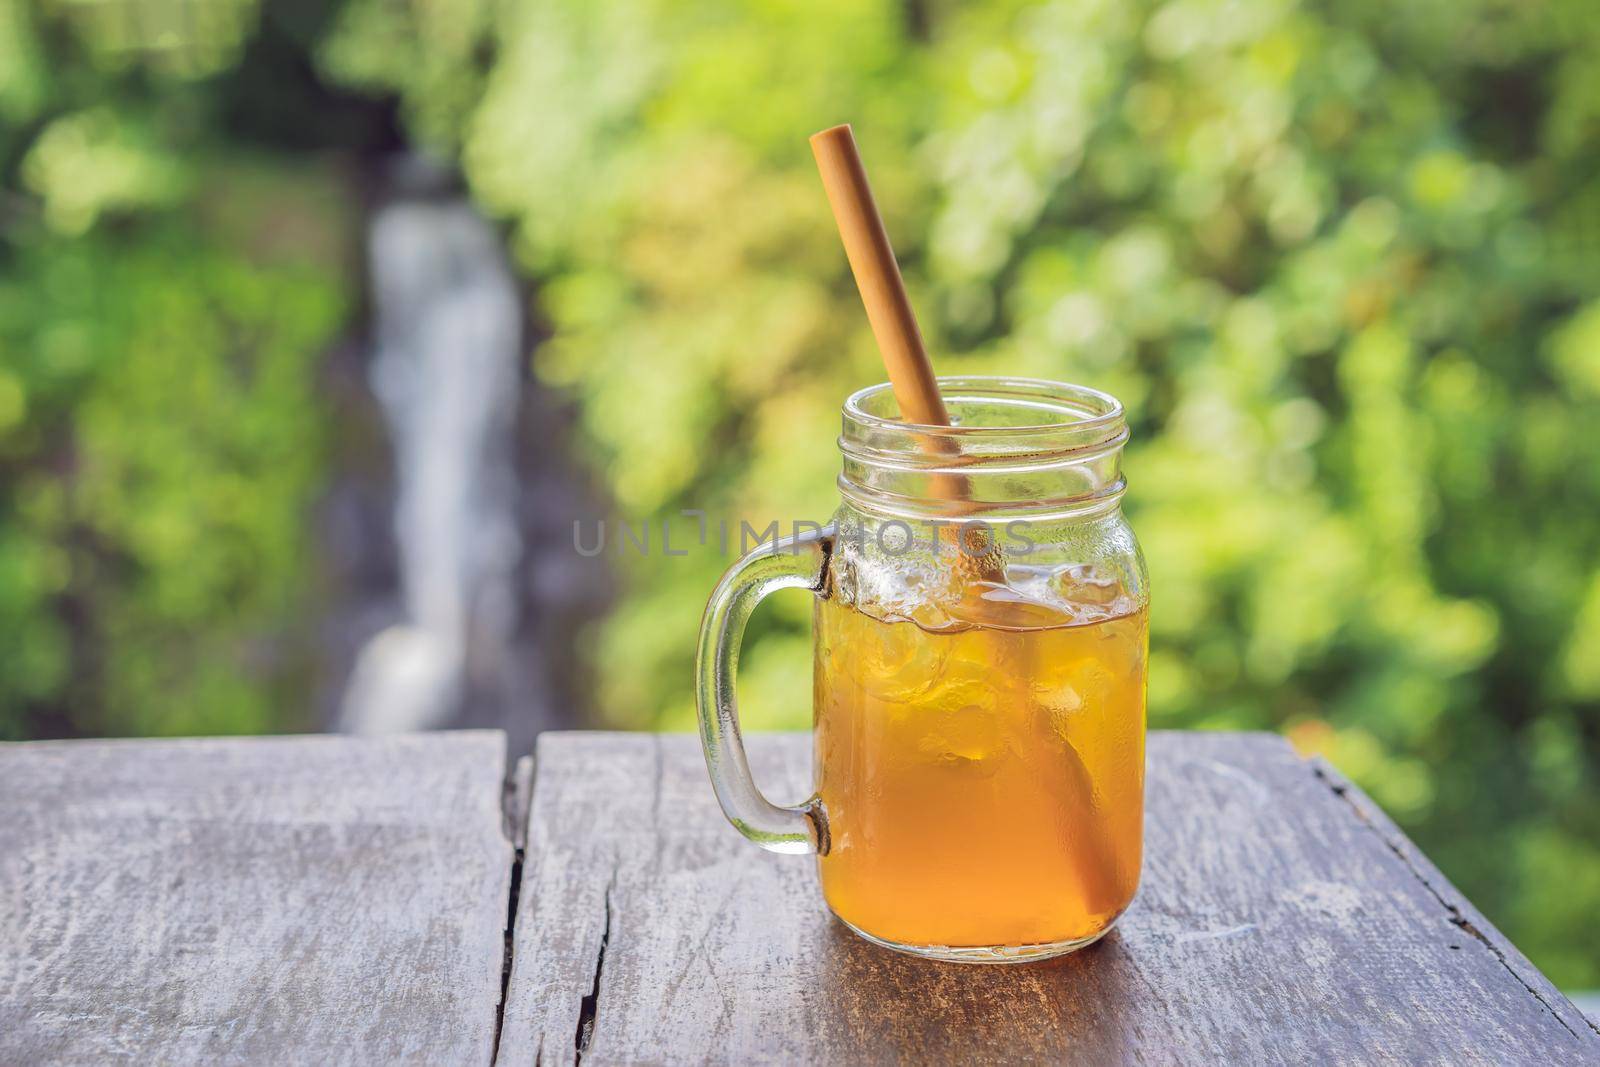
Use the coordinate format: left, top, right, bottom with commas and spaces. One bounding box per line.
947, 580, 1075, 631
848, 618, 951, 704
916, 702, 1007, 774
1032, 676, 1084, 743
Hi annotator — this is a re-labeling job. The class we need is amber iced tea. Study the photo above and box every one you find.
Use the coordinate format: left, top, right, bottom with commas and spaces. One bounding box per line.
814, 587, 1147, 950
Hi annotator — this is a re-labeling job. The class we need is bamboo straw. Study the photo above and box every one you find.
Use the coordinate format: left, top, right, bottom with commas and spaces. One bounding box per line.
810, 124, 949, 428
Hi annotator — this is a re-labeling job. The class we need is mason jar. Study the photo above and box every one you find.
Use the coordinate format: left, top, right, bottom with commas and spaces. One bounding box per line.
697, 377, 1148, 962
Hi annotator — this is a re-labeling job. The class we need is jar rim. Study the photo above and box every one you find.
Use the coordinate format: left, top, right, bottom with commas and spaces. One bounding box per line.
841, 376, 1126, 460
837, 377, 1130, 520
843, 376, 1124, 438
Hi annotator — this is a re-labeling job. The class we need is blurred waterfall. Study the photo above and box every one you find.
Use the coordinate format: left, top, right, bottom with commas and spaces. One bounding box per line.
338, 194, 522, 736
324, 163, 610, 753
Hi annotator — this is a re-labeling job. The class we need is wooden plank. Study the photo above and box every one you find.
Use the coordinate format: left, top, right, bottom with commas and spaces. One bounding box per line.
0, 732, 515, 1066
499, 731, 1600, 1066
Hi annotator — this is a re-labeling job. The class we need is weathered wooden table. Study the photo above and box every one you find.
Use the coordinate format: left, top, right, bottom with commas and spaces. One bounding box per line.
2, 731, 1595, 1065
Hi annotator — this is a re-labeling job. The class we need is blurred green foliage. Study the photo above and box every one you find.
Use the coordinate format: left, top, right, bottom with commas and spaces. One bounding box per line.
0, 0, 355, 738
0, 217, 344, 736
3, 0, 1599, 986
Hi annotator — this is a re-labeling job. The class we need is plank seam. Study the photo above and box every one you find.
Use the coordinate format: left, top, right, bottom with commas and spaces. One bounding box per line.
1309, 761, 1597, 1042
503, 756, 534, 850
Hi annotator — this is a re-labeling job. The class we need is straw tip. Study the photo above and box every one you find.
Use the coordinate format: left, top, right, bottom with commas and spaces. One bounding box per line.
809, 123, 854, 147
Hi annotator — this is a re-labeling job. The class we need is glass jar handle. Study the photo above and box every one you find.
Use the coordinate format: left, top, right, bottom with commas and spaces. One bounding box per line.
695, 525, 833, 855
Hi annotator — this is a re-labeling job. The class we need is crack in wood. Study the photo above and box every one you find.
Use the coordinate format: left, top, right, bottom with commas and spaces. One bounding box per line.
1310, 762, 1596, 1041
492, 754, 534, 1065
573, 875, 616, 1063
490, 843, 525, 1064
